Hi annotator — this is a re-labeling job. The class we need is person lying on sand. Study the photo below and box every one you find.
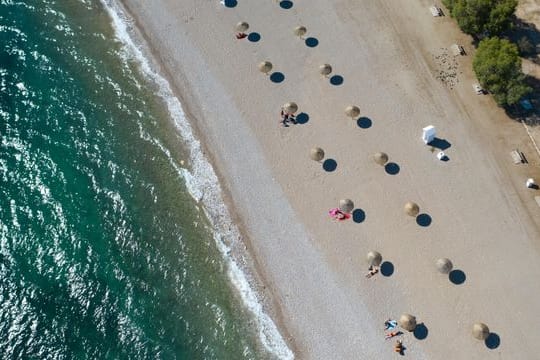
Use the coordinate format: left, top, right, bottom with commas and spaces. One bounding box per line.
384, 319, 398, 330
280, 109, 296, 127
385, 331, 403, 340
328, 208, 351, 221
235, 32, 247, 39
365, 265, 379, 278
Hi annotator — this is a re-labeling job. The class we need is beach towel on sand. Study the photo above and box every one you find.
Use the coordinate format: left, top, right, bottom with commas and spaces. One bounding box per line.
329, 208, 351, 221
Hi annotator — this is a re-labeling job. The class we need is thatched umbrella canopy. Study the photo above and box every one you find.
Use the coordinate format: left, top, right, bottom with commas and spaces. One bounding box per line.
373, 152, 389, 166
339, 199, 354, 213
472, 323, 490, 340
404, 201, 420, 217
319, 64, 332, 77
235, 21, 249, 32
436, 258, 453, 274
258, 61, 273, 75
367, 251, 382, 267
310, 147, 325, 162
293, 25, 307, 38
399, 314, 417, 331
345, 105, 361, 120
283, 102, 298, 114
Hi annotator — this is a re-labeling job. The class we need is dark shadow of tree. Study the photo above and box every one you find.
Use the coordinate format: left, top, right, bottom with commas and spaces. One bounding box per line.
503, 74, 540, 126
506, 18, 540, 64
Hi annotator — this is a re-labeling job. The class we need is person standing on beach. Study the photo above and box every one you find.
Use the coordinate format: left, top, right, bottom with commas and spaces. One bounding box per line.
394, 340, 404, 355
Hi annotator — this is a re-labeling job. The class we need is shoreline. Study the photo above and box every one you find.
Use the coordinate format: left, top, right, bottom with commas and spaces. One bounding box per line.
101, 1, 296, 357
109, 0, 540, 358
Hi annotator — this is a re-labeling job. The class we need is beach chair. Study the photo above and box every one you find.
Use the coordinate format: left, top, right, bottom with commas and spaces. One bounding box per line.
430, 6, 442, 17
510, 149, 524, 164
473, 83, 484, 95
451, 44, 465, 56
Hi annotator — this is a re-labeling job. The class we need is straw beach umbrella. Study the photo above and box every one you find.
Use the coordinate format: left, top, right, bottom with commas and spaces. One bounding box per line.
293, 25, 307, 39
404, 201, 420, 217
339, 199, 354, 213
345, 105, 360, 120
310, 147, 325, 162
258, 61, 273, 75
399, 314, 417, 331
235, 21, 250, 33
472, 323, 490, 340
373, 152, 389, 166
319, 64, 332, 77
283, 102, 298, 114
436, 258, 453, 274
367, 251, 382, 267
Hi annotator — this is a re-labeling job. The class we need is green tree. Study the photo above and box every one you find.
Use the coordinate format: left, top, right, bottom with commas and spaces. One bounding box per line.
473, 37, 531, 106
446, 0, 517, 36
442, 0, 457, 11
486, 0, 518, 34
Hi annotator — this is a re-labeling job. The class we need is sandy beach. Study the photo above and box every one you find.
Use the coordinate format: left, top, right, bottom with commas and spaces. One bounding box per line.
116, 0, 540, 358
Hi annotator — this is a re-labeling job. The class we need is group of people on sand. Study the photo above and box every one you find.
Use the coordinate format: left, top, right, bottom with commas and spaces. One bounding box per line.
280, 109, 297, 127
384, 319, 405, 355
365, 264, 379, 278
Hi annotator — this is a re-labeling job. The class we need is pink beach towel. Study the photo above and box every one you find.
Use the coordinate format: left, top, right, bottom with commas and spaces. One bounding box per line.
329, 208, 351, 221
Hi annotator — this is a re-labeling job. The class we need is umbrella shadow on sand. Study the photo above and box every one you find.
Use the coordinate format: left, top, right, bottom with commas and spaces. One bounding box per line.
356, 117, 372, 129
416, 213, 432, 227
223, 0, 237, 7
279, 0, 293, 9
449, 269, 466, 285
380, 261, 394, 277
322, 159, 337, 172
305, 37, 319, 47
352, 209, 365, 223
248, 32, 261, 42
270, 72, 285, 83
330, 75, 344, 86
385, 162, 400, 175
413, 323, 429, 340
295, 112, 309, 124
485, 333, 500, 349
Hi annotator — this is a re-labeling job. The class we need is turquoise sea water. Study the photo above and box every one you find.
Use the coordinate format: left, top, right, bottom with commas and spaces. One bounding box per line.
0, 1, 277, 358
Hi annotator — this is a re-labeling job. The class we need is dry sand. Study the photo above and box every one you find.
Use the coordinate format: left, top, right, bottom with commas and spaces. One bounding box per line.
117, 0, 540, 358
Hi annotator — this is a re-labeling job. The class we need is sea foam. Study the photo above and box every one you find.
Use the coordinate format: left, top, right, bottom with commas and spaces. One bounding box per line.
99, 1, 294, 359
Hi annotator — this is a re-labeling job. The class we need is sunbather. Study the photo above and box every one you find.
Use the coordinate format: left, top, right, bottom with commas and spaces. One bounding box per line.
328, 208, 350, 221
384, 319, 398, 330
366, 265, 379, 278
385, 331, 402, 340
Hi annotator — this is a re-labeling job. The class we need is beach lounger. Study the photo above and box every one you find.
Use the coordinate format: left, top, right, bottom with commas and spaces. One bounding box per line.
510, 149, 524, 164
451, 44, 465, 56
430, 6, 442, 17
473, 83, 484, 95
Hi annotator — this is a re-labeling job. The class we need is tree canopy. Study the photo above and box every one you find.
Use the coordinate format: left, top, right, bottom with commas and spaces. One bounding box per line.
472, 37, 531, 106
442, 0, 517, 36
